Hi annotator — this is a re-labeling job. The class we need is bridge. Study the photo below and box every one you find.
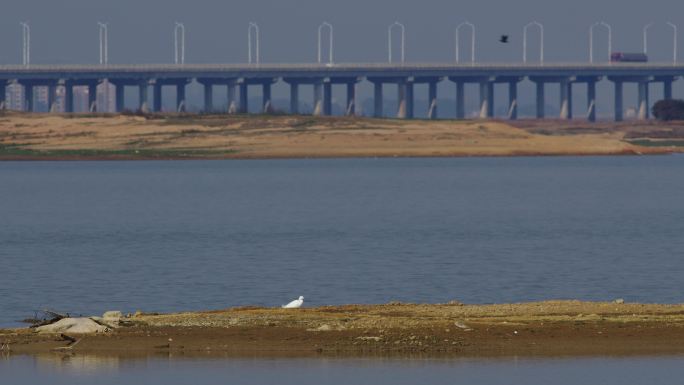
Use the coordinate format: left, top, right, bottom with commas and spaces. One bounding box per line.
1, 63, 683, 121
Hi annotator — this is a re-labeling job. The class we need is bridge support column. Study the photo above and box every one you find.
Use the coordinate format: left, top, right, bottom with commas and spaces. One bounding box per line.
406, 81, 414, 119
559, 80, 572, 120
479, 81, 493, 119
397, 80, 414, 119
397, 83, 406, 118
346, 82, 356, 116
373, 82, 383, 118
139, 83, 149, 113
262, 83, 272, 113
535, 82, 545, 119
227, 84, 237, 113
456, 82, 465, 119
153, 83, 162, 112
176, 83, 186, 112
47, 84, 57, 113
613, 81, 623, 122
323, 82, 332, 116
587, 80, 597, 122
508, 81, 518, 120
101, 80, 110, 113
289, 82, 299, 114
428, 81, 438, 119
88, 83, 98, 112
65, 83, 74, 113
313, 82, 323, 116
239, 83, 248, 113
203, 83, 213, 112
0, 82, 6, 110
663, 80, 673, 100
638, 81, 649, 120
115, 84, 125, 112
22, 83, 34, 112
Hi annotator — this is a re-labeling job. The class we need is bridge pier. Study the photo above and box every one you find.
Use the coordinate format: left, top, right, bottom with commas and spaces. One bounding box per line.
176, 83, 186, 112
559, 80, 573, 120
428, 81, 438, 119
397, 79, 414, 119
313, 82, 323, 115
0, 81, 6, 110
587, 80, 597, 122
239, 82, 248, 113
47, 83, 57, 113
88, 82, 98, 112
139, 82, 149, 113
373, 82, 383, 118
613, 80, 623, 122
115, 84, 125, 112
153, 82, 163, 112
202, 82, 213, 112
638, 80, 650, 120
289, 82, 299, 114
18, 82, 35, 112
663, 80, 673, 100
311, 79, 332, 116
323, 82, 332, 116
64, 82, 74, 113
262, 82, 272, 113
479, 81, 494, 119
346, 82, 357, 116
508, 81, 518, 120
455, 81, 465, 119
227, 83, 237, 113
535, 82, 545, 118
656, 76, 678, 102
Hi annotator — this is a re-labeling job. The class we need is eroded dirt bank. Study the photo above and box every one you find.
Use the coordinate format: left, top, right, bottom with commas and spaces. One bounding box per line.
3, 301, 684, 358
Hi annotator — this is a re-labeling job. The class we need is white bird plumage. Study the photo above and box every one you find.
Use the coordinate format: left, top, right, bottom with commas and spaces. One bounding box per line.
282, 296, 304, 309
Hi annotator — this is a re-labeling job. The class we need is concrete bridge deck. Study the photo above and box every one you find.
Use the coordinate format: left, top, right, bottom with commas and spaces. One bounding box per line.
1, 63, 683, 121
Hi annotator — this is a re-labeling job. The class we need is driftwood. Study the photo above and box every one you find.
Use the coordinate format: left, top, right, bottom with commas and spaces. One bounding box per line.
52, 334, 82, 351
22, 309, 71, 328
60, 334, 77, 344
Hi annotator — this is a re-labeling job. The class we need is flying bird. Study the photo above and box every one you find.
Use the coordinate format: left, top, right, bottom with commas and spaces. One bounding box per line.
499, 35, 509, 43
282, 296, 304, 309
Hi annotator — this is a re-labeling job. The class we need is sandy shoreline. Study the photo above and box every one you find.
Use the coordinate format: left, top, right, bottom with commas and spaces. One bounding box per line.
1, 112, 684, 160
3, 301, 684, 358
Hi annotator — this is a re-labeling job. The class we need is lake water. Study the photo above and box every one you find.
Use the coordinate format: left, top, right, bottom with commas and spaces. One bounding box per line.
1, 156, 684, 327
2, 355, 684, 385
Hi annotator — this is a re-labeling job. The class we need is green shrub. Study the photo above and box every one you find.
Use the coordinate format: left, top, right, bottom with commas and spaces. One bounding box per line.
652, 99, 684, 121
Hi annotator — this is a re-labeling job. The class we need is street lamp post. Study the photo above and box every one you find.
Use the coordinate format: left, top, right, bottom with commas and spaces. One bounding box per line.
667, 22, 678, 63
643, 23, 653, 54
589, 21, 611, 63
98, 22, 110, 112
318, 22, 333, 64
388, 21, 405, 63
174, 22, 185, 65
20, 22, 30, 67
455, 21, 475, 64
523, 21, 544, 64
248, 22, 260, 64
98, 22, 109, 65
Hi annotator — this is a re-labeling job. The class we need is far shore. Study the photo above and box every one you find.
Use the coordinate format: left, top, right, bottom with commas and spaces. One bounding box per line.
1, 112, 684, 160
3, 301, 684, 358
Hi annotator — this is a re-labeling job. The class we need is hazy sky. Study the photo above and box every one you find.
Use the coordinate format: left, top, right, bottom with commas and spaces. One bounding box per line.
1, 0, 682, 65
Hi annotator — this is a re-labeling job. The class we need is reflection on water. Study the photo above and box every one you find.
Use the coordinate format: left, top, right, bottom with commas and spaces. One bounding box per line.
2, 354, 684, 385
35, 353, 121, 374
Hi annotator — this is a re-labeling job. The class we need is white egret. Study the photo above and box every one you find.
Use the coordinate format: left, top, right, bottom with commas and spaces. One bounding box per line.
282, 296, 304, 308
